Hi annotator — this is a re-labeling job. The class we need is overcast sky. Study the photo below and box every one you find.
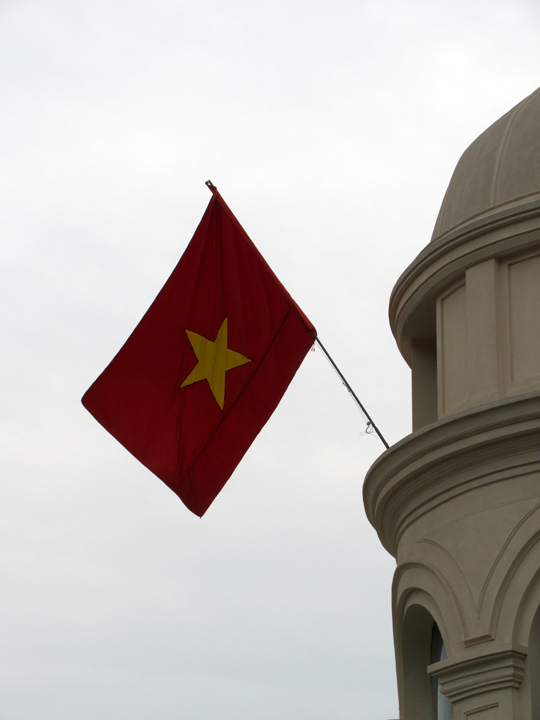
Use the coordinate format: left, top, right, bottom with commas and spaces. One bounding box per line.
1, 2, 539, 719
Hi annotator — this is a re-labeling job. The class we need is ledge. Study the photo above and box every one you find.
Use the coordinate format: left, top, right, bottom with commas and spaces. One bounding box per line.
363, 393, 540, 557
389, 202, 540, 365
428, 644, 527, 703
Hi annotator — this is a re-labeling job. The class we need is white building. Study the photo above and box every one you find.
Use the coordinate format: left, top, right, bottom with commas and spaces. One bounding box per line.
364, 87, 540, 720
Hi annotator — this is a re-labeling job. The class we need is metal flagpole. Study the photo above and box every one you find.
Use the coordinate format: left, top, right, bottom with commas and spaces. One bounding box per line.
205, 180, 389, 449
315, 337, 389, 450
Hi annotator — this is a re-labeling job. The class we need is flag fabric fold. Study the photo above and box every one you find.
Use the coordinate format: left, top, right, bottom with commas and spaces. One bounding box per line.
82, 187, 316, 516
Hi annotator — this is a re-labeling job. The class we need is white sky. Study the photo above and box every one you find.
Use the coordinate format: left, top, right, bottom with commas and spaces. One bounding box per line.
1, 1, 539, 719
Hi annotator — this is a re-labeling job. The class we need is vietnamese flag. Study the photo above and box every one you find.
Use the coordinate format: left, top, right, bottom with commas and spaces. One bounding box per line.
82, 185, 316, 516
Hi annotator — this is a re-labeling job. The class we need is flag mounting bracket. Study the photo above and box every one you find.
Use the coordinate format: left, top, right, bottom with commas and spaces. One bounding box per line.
315, 337, 389, 449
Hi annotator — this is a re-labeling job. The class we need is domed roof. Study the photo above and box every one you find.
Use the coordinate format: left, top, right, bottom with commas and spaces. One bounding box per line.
432, 86, 540, 242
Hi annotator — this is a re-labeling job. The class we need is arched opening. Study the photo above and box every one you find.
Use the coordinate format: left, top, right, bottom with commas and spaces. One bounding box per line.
431, 623, 451, 720
527, 602, 540, 718
401, 604, 451, 720
401, 604, 434, 720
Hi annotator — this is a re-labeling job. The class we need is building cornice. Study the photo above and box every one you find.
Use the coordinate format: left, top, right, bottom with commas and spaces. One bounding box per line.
389, 201, 540, 365
428, 643, 527, 703
363, 394, 540, 557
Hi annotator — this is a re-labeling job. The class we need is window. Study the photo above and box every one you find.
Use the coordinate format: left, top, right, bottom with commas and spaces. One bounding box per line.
431, 623, 450, 720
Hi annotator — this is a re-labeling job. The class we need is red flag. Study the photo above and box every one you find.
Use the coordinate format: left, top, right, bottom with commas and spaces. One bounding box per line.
82, 186, 316, 516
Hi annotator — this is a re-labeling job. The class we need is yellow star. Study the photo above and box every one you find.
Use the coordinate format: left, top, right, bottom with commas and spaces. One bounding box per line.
180, 317, 251, 410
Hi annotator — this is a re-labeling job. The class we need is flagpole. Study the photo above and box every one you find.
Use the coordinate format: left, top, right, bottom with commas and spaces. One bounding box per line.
315, 337, 390, 449
205, 180, 389, 450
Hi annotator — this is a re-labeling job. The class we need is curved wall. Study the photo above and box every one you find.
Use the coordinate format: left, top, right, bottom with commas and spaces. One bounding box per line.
365, 88, 540, 720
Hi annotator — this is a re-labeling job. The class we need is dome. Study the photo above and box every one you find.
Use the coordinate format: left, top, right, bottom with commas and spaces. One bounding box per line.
432, 86, 540, 243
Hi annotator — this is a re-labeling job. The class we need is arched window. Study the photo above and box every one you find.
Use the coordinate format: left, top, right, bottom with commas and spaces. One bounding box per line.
401, 604, 439, 719
431, 623, 450, 720
527, 602, 540, 717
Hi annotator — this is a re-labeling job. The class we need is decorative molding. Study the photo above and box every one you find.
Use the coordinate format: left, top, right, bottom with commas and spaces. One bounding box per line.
464, 634, 495, 648
416, 538, 477, 610
477, 503, 540, 613
389, 206, 540, 365
487, 529, 540, 643
394, 561, 469, 642
363, 393, 540, 557
465, 702, 499, 717
417, 502, 540, 616
428, 645, 527, 703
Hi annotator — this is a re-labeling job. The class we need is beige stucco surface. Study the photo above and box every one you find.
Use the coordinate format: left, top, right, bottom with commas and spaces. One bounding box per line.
365, 87, 540, 719
431, 87, 540, 243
